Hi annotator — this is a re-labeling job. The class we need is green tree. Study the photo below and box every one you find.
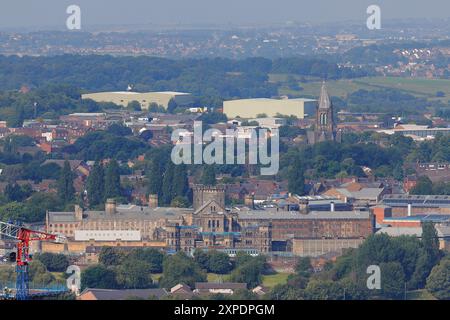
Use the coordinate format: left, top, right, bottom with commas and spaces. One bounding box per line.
146, 148, 170, 199
200, 165, 216, 186
380, 262, 406, 299
86, 161, 105, 207
29, 260, 56, 286
173, 164, 189, 199
0, 202, 27, 222
410, 249, 434, 289
304, 280, 344, 300
107, 123, 132, 136
35, 253, 69, 272
207, 250, 232, 274
159, 252, 207, 288
104, 159, 121, 199
231, 289, 259, 300
230, 256, 266, 288
409, 222, 442, 289
57, 160, 75, 204
98, 247, 124, 266
193, 249, 209, 270
286, 274, 309, 289
269, 284, 304, 300
426, 258, 450, 300
81, 264, 118, 290
127, 100, 142, 111
24, 192, 62, 222
392, 164, 404, 181
338, 278, 369, 300
4, 183, 32, 202
422, 222, 440, 266
170, 196, 190, 208
115, 260, 154, 289
167, 99, 178, 114
128, 248, 164, 273
161, 161, 175, 205
410, 176, 433, 195
295, 257, 313, 278
234, 252, 254, 267
288, 160, 305, 195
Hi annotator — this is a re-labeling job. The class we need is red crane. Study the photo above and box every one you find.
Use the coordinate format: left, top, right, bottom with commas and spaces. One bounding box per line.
0, 221, 65, 300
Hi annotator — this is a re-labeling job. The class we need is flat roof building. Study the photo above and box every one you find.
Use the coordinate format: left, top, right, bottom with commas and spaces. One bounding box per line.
223, 98, 316, 119
82, 91, 194, 110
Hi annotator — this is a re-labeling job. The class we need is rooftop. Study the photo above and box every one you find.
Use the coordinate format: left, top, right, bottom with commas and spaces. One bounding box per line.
86, 91, 191, 96
195, 282, 247, 290
225, 97, 316, 103
48, 205, 193, 223
382, 194, 450, 207
383, 214, 450, 223
377, 225, 450, 238
332, 187, 384, 200
79, 288, 168, 300
238, 210, 370, 220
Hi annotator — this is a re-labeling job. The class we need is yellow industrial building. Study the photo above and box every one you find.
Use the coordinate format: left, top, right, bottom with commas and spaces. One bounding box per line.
223, 98, 316, 119
81, 91, 194, 110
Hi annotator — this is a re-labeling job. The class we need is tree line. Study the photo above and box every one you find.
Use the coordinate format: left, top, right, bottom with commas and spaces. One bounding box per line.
81, 248, 269, 291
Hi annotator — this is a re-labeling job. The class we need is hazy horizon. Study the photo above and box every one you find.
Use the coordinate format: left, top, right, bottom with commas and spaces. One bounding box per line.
1, 0, 450, 31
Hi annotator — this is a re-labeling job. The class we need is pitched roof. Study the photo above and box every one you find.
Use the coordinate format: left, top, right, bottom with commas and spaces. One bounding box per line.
48, 205, 192, 223
194, 199, 225, 215
79, 288, 168, 300
238, 210, 371, 220
170, 283, 192, 294
195, 282, 247, 290
318, 82, 332, 109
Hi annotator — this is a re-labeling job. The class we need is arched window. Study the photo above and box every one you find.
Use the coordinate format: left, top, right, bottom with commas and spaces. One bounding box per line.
320, 113, 328, 125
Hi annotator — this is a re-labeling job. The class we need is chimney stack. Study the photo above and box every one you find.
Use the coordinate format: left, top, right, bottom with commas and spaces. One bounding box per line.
148, 194, 159, 208
244, 194, 255, 209
299, 199, 309, 214
105, 199, 116, 215
74, 205, 83, 221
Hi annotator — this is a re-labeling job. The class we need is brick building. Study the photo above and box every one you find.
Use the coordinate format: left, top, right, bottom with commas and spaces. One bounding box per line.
45, 185, 375, 257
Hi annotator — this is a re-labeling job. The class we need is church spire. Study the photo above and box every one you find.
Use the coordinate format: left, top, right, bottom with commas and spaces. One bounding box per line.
318, 81, 331, 109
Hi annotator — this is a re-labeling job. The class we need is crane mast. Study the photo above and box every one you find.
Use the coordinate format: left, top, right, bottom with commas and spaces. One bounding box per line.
0, 220, 65, 300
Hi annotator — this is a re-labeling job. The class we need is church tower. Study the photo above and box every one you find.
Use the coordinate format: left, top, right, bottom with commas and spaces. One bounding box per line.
316, 82, 334, 136
307, 82, 341, 144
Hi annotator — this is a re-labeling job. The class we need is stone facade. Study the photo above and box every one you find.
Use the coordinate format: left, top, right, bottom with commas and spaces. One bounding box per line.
307, 82, 342, 144
292, 238, 364, 257
46, 185, 374, 257
192, 184, 226, 211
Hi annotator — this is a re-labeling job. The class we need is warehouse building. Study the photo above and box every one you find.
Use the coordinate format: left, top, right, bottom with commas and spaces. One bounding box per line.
223, 98, 316, 119
81, 91, 194, 110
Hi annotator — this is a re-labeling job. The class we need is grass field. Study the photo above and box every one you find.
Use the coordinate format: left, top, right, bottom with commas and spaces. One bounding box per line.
261, 273, 290, 288
406, 290, 437, 300
272, 74, 450, 102
207, 273, 230, 282
152, 271, 291, 288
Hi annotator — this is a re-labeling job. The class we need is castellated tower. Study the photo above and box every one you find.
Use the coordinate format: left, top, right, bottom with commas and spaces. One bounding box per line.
192, 184, 226, 211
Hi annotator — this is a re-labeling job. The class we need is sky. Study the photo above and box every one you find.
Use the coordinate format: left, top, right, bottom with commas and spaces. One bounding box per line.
0, 0, 449, 30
